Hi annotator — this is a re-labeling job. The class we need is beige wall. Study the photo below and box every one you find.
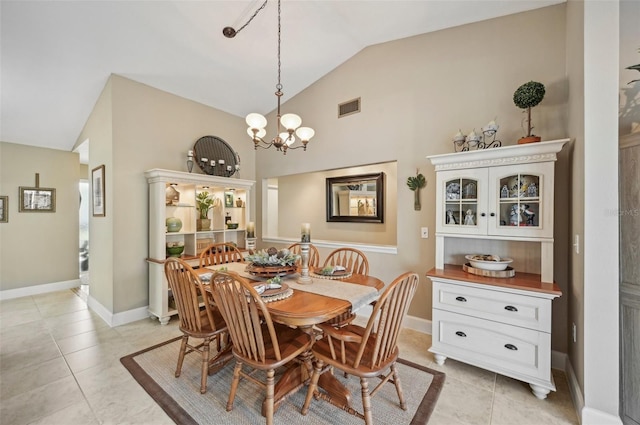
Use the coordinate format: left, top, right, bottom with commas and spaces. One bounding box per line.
256, 5, 569, 339
76, 74, 254, 315
276, 162, 397, 245
566, 0, 586, 397
0, 142, 79, 290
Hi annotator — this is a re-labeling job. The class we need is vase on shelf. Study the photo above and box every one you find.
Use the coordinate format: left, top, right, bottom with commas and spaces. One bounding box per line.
236, 198, 243, 207
197, 218, 211, 231
166, 217, 182, 232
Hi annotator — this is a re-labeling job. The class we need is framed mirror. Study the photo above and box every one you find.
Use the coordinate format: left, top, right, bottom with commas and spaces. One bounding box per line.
326, 172, 384, 223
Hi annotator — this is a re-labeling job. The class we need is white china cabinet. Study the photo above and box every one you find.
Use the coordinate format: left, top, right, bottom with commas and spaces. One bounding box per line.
426, 139, 568, 399
144, 168, 254, 324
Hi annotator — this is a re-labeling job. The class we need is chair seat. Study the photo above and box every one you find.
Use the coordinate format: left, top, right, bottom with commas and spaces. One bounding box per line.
312, 324, 399, 378
180, 307, 228, 339
235, 323, 313, 370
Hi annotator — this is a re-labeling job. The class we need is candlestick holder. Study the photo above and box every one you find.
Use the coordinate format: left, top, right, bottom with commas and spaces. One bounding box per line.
245, 237, 256, 253
296, 242, 313, 285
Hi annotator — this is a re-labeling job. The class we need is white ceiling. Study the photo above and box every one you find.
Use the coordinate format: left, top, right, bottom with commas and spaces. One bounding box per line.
1, 0, 564, 161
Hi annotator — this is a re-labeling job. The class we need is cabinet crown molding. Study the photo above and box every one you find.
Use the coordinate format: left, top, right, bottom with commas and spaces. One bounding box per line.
144, 168, 255, 190
427, 139, 570, 171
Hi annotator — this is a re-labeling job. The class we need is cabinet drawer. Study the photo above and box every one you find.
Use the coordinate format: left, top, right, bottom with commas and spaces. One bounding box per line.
433, 280, 551, 332
432, 309, 551, 381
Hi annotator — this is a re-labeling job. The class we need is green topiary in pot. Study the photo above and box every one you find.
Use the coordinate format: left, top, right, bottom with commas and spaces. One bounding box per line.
196, 191, 216, 230
513, 81, 545, 143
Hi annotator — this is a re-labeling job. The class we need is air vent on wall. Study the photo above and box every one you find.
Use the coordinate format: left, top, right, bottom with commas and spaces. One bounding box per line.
338, 97, 361, 118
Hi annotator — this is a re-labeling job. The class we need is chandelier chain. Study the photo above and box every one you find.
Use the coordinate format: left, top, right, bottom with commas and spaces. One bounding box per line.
234, 0, 268, 35
277, 0, 282, 92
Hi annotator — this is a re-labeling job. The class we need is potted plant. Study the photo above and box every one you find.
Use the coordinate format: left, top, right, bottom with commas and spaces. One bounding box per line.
196, 191, 215, 231
407, 170, 427, 211
513, 81, 546, 144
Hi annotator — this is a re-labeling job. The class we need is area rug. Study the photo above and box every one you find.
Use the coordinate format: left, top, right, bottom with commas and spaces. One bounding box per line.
121, 337, 445, 425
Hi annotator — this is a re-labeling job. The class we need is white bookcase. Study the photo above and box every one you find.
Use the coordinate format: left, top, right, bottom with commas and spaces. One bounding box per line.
144, 168, 255, 324
426, 139, 568, 399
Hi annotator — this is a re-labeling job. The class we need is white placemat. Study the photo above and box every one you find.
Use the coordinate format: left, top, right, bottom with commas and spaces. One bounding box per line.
207, 262, 379, 313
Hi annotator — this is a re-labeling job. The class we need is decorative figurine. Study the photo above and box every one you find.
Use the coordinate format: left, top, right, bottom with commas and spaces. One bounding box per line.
523, 204, 536, 225
463, 182, 476, 198
509, 204, 523, 226
527, 182, 538, 197
446, 210, 458, 224
501, 184, 509, 199
464, 209, 475, 226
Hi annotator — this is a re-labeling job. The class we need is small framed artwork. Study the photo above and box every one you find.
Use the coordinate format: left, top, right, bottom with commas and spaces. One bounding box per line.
19, 187, 56, 212
92, 165, 106, 217
224, 191, 234, 208
0, 196, 7, 222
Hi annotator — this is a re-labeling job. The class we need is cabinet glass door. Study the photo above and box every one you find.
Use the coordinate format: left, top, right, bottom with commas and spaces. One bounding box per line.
488, 162, 553, 238
497, 174, 540, 229
439, 169, 486, 235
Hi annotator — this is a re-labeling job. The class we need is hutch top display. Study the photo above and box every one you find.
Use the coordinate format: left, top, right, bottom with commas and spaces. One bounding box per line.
428, 138, 569, 282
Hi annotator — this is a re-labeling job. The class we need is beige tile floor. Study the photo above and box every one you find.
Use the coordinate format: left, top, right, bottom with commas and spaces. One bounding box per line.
0, 288, 579, 425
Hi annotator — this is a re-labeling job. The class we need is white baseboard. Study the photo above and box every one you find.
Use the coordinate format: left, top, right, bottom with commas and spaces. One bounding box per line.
556, 351, 585, 423
582, 407, 623, 425
0, 279, 80, 301
87, 295, 151, 327
403, 314, 432, 334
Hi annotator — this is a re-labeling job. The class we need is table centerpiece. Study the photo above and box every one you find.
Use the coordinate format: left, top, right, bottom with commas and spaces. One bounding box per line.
245, 247, 300, 277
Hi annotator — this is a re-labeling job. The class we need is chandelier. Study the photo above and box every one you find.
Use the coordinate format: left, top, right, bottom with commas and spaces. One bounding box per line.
223, 0, 314, 155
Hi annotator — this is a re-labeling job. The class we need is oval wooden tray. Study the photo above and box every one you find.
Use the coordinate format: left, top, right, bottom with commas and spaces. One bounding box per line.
463, 263, 515, 278
245, 263, 297, 277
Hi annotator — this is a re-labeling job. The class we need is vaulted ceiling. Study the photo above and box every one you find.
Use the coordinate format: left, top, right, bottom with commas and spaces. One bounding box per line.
1, 0, 564, 158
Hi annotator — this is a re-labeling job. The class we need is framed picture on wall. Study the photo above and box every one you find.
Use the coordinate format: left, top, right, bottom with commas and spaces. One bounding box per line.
19, 187, 56, 212
0, 196, 7, 222
224, 191, 234, 208
92, 165, 106, 217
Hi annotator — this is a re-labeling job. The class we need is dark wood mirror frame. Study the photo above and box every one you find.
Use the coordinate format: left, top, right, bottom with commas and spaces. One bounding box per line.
326, 172, 384, 223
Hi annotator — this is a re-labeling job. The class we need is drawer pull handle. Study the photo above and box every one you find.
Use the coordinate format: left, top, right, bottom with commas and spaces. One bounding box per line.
504, 305, 518, 312
490, 212, 496, 217
455, 331, 467, 338
480, 212, 486, 217
455, 296, 467, 302
505, 344, 518, 351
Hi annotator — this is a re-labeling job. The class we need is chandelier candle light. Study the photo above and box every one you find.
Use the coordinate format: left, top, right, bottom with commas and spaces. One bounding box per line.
224, 0, 315, 155
298, 223, 312, 284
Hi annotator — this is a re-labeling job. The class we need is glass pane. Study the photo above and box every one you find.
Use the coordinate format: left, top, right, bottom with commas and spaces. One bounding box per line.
461, 179, 477, 199
461, 202, 477, 226
445, 205, 462, 225
445, 179, 461, 200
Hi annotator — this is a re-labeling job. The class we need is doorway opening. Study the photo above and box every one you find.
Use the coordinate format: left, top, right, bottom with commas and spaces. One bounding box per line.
79, 179, 89, 298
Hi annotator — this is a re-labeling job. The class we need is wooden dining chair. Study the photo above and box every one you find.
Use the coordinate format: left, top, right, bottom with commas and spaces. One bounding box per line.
199, 242, 245, 268
302, 272, 419, 425
323, 247, 370, 327
208, 272, 315, 425
323, 247, 369, 275
287, 242, 321, 268
164, 257, 233, 394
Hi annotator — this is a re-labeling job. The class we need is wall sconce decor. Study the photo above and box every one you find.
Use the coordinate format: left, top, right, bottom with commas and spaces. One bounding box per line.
192, 135, 240, 177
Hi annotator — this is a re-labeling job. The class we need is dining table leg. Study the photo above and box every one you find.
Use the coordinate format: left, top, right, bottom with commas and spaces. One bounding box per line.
263, 325, 353, 415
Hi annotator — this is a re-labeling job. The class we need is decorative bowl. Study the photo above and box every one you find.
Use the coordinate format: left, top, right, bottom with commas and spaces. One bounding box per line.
465, 254, 513, 271
226, 222, 239, 229
166, 245, 185, 257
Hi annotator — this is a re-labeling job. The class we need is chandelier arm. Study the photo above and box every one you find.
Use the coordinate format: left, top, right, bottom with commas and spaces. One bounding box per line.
237, 0, 313, 155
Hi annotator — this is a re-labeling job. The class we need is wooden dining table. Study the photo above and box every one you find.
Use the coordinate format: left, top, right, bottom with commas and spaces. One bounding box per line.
198, 263, 385, 415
